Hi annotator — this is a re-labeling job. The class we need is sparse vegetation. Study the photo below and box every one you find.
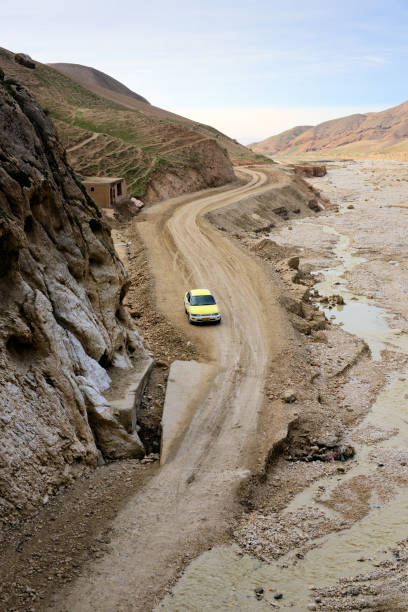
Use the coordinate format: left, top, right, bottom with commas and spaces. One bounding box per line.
0, 46, 260, 199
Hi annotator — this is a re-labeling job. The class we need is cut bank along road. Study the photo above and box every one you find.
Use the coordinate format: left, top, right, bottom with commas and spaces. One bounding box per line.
51, 168, 291, 612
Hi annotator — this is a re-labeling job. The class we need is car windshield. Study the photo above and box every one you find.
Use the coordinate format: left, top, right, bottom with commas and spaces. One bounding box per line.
190, 295, 216, 306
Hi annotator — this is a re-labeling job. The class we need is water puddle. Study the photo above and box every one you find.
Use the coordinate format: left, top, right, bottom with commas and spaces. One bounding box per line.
157, 499, 403, 610
312, 224, 408, 360
285, 368, 408, 517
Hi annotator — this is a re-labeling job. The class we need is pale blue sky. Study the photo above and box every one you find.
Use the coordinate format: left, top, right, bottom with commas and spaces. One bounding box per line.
3, 1, 407, 142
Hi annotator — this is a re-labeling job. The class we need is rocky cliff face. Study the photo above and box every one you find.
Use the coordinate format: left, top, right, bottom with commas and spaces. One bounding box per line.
0, 75, 147, 522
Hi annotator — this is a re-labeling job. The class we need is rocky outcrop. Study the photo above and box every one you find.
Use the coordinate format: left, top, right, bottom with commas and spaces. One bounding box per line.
291, 164, 327, 178
14, 53, 35, 69
0, 76, 147, 521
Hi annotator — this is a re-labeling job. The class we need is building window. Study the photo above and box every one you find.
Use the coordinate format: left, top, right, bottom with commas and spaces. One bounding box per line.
90, 187, 95, 192
117, 182, 122, 196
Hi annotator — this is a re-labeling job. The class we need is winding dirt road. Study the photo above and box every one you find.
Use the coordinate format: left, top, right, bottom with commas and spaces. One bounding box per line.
51, 169, 291, 611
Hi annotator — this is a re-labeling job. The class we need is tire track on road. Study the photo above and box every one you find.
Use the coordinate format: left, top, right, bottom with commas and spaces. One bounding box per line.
51, 169, 289, 612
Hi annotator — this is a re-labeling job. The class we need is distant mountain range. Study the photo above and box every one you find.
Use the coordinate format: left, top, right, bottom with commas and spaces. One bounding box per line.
251, 101, 408, 160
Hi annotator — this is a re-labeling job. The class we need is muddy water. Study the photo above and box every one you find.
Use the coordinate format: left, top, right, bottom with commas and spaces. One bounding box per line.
311, 223, 408, 360
156, 163, 408, 611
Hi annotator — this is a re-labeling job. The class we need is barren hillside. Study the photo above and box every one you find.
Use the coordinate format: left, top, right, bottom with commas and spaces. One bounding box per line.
50, 63, 150, 104
48, 62, 265, 166
252, 101, 408, 160
0, 48, 265, 203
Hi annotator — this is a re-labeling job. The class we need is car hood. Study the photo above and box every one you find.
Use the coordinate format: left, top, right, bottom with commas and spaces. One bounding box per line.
189, 305, 219, 315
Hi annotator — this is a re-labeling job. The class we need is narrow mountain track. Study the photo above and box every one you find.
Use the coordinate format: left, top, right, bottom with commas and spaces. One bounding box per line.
50, 169, 290, 611
66, 132, 99, 153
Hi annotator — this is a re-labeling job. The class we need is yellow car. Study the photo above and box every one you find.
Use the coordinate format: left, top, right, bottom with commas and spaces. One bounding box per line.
184, 288, 221, 324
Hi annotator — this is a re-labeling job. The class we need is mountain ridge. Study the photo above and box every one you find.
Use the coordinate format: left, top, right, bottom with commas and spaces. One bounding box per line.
49, 62, 150, 104
251, 101, 408, 160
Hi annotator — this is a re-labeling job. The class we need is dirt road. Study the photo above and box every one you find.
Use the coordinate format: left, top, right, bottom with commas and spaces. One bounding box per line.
158, 160, 408, 611
49, 169, 292, 611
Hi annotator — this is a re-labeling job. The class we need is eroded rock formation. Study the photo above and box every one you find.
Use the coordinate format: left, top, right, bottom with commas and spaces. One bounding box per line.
0, 75, 146, 521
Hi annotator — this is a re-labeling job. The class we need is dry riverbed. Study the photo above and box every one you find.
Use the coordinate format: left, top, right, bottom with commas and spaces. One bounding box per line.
157, 160, 408, 611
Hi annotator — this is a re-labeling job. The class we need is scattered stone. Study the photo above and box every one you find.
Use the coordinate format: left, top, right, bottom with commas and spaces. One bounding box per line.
313, 330, 327, 343
130, 197, 144, 209
16, 540, 24, 553
282, 389, 297, 403
254, 587, 264, 600
279, 294, 303, 316
308, 199, 321, 212
289, 313, 312, 335
140, 452, 159, 464
310, 313, 327, 331
156, 360, 169, 369
288, 256, 300, 270
347, 204, 355, 209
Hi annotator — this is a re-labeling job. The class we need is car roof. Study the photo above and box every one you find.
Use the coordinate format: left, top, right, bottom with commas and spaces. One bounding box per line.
190, 288, 212, 296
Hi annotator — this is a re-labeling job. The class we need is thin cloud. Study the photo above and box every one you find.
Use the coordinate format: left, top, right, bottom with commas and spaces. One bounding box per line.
363, 55, 389, 65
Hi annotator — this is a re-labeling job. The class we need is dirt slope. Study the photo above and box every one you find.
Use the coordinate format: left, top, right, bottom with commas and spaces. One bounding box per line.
252, 100, 408, 160
0, 47, 239, 202
206, 165, 329, 235
49, 62, 268, 165
49, 62, 149, 104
